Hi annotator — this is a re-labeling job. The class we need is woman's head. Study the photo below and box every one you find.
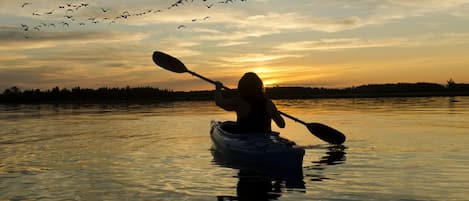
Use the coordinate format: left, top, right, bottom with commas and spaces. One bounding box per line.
238, 72, 264, 100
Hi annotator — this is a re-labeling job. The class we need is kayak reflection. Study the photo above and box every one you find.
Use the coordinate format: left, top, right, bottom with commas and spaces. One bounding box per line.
213, 145, 347, 200
213, 149, 305, 201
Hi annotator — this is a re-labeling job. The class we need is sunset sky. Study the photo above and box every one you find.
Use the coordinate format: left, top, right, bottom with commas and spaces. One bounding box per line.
1, 0, 469, 91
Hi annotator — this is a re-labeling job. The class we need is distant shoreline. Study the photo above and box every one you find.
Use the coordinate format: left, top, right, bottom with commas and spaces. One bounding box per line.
1, 82, 468, 104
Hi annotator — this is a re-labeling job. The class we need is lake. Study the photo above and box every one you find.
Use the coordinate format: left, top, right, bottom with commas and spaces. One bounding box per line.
1, 97, 469, 201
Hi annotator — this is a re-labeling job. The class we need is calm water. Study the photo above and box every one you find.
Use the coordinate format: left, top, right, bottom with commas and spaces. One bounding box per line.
1, 97, 469, 201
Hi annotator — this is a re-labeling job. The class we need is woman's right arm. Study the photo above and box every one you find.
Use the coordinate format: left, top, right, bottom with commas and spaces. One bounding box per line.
214, 82, 238, 111
267, 99, 285, 128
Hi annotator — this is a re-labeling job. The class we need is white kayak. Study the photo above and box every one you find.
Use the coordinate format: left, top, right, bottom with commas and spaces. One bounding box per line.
210, 121, 305, 170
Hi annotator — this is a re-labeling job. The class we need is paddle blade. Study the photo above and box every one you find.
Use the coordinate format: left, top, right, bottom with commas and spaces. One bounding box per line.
152, 51, 188, 73
307, 123, 346, 144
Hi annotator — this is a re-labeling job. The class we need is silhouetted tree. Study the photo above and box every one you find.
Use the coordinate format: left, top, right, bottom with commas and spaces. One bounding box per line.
447, 78, 456, 89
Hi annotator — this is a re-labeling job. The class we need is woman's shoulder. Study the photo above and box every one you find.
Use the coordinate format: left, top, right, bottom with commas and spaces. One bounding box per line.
264, 97, 274, 105
219, 97, 243, 111
264, 98, 277, 109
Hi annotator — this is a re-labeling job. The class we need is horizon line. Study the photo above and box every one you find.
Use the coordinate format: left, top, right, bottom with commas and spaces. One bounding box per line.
2, 81, 465, 93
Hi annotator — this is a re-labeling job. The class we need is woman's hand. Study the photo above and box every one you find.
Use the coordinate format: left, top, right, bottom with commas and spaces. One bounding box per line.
215, 81, 223, 91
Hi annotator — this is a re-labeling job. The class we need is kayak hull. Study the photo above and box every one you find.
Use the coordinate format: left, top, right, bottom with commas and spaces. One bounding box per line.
210, 121, 305, 171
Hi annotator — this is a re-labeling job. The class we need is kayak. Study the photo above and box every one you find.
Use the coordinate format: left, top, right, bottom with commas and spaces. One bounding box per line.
210, 121, 305, 170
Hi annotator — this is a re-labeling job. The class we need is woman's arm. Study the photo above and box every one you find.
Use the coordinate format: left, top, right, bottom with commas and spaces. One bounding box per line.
267, 99, 285, 128
214, 82, 238, 111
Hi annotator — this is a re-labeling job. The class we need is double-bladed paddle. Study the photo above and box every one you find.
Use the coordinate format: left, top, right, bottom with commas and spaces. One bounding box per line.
152, 51, 346, 144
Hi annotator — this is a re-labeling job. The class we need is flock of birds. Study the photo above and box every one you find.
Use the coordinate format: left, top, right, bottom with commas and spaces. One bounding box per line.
19, 0, 247, 39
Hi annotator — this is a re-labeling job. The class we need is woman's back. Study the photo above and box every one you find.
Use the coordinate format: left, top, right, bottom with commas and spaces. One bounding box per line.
236, 97, 271, 133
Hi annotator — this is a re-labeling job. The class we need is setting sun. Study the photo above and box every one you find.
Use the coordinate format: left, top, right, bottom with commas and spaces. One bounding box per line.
263, 79, 280, 87
249, 67, 282, 87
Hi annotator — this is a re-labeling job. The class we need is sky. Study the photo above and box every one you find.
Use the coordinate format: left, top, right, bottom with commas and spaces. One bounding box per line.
1, 0, 469, 91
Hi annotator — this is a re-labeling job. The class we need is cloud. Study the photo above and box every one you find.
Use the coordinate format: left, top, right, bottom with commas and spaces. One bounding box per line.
0, 26, 149, 51
273, 38, 406, 52
273, 33, 469, 52
388, 0, 469, 8
219, 53, 302, 63
153, 38, 202, 57
215, 41, 250, 47
232, 12, 372, 33
450, 3, 469, 17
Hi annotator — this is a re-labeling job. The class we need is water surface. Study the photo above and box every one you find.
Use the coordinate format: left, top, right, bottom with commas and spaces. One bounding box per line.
1, 97, 469, 200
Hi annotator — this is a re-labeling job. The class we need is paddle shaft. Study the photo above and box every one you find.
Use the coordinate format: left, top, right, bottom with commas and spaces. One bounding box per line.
186, 70, 304, 123
187, 70, 230, 89
278, 111, 307, 125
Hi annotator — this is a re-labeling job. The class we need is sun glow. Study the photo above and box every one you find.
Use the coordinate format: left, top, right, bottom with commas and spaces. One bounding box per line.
263, 79, 280, 87
250, 67, 282, 87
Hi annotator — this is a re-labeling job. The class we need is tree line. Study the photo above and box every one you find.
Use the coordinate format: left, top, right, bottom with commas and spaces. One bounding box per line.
1, 81, 468, 103
0, 86, 176, 103
266, 82, 469, 99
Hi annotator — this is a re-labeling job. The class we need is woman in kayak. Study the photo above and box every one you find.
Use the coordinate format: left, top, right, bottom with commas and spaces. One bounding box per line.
215, 72, 285, 133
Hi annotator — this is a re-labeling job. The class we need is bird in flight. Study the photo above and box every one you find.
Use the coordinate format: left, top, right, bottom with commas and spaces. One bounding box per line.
121, 11, 131, 18
20, 24, 29, 31
60, 22, 70, 27
177, 25, 186, 29
219, 0, 233, 3
21, 2, 31, 8
101, 8, 110, 13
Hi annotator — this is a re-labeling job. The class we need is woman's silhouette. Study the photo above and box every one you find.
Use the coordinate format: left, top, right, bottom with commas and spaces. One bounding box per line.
215, 72, 285, 133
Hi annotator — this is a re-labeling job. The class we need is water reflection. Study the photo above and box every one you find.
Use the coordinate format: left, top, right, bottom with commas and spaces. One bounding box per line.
311, 145, 347, 166
213, 145, 347, 200
217, 169, 284, 201
304, 145, 347, 182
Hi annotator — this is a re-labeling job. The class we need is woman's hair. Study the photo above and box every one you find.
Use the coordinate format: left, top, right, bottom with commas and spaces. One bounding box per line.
238, 72, 264, 101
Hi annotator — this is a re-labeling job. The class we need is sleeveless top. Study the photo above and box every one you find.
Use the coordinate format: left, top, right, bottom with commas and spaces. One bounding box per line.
236, 97, 272, 133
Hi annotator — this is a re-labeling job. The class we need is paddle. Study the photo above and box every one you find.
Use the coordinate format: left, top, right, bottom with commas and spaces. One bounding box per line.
152, 51, 346, 144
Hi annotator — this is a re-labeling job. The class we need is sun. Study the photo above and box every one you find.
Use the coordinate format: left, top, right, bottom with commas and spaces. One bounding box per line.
249, 67, 281, 87
263, 79, 279, 87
